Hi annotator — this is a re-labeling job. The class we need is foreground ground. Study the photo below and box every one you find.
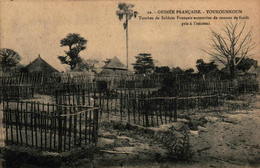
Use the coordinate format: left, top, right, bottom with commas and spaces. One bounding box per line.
1, 94, 260, 168
80, 94, 260, 168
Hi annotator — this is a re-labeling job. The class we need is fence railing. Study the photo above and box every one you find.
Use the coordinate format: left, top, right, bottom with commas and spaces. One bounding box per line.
55, 88, 224, 127
0, 72, 258, 94
0, 85, 34, 103
2, 101, 99, 153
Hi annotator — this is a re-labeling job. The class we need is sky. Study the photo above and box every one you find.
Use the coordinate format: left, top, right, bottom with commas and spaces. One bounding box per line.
0, 0, 259, 71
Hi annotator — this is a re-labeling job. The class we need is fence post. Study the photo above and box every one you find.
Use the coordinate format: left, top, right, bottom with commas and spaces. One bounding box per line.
3, 101, 8, 144
57, 106, 62, 153
174, 98, 177, 122
217, 94, 220, 113
144, 95, 149, 127
120, 90, 123, 121
93, 106, 99, 145
55, 91, 62, 153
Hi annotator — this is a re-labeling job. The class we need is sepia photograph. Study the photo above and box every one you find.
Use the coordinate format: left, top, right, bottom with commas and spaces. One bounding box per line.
0, 0, 260, 167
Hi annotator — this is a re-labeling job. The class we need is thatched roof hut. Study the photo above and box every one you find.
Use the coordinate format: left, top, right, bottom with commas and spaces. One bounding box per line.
25, 55, 59, 73
96, 57, 132, 89
99, 56, 130, 76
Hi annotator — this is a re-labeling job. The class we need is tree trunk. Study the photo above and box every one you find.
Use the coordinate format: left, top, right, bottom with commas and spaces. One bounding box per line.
71, 63, 76, 70
202, 74, 205, 81
126, 20, 129, 69
229, 63, 236, 79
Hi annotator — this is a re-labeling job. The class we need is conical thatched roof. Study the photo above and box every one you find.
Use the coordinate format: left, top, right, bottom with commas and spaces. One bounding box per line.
103, 56, 127, 70
25, 55, 59, 73
99, 56, 129, 76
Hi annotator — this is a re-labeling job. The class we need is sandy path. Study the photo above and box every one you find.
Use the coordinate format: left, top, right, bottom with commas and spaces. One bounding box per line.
190, 94, 260, 167
93, 94, 260, 168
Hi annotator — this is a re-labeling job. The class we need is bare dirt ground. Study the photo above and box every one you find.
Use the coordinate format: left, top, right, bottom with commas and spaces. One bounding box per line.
87, 94, 260, 168
189, 95, 260, 168
0, 94, 260, 168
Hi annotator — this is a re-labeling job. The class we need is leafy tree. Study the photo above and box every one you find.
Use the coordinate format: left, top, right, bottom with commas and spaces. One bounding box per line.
236, 57, 257, 72
72, 59, 90, 72
104, 58, 111, 65
196, 59, 218, 80
204, 22, 255, 78
74, 58, 101, 72
86, 59, 99, 67
196, 59, 218, 74
116, 3, 138, 69
171, 67, 184, 74
58, 33, 87, 70
184, 68, 194, 74
0, 48, 21, 72
154, 66, 170, 73
132, 53, 154, 74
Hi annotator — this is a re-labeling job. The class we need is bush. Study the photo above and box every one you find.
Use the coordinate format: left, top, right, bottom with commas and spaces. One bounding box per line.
96, 81, 108, 92
161, 125, 193, 160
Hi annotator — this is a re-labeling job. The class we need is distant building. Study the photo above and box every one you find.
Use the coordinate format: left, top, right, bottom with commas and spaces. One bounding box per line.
257, 67, 260, 82
247, 65, 260, 82
99, 56, 129, 76
247, 65, 259, 75
97, 56, 132, 89
25, 55, 59, 73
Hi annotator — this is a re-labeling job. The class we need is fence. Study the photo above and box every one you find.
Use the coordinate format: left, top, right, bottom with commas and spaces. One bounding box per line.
0, 72, 258, 94
55, 88, 223, 127
0, 72, 97, 95
60, 72, 95, 84
95, 73, 164, 89
0, 73, 52, 85
2, 100, 99, 153
173, 80, 236, 96
0, 72, 94, 85
56, 77, 258, 96
0, 85, 34, 103
237, 79, 259, 93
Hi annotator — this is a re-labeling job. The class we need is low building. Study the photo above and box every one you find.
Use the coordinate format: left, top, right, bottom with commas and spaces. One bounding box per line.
99, 56, 129, 76
97, 56, 132, 89
25, 55, 59, 73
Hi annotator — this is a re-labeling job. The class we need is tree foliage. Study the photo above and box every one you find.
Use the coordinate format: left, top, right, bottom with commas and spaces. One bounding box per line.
196, 59, 218, 74
155, 66, 170, 73
236, 57, 257, 72
204, 22, 255, 78
133, 53, 155, 74
184, 68, 194, 74
116, 3, 138, 29
116, 3, 138, 69
58, 33, 87, 70
0, 48, 21, 72
171, 67, 184, 74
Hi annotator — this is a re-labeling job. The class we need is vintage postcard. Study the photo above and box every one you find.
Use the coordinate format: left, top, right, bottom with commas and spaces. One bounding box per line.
0, 0, 259, 167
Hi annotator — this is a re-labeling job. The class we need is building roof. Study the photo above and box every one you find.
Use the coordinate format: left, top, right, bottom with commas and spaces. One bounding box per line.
99, 68, 133, 76
103, 56, 127, 70
247, 65, 259, 74
25, 55, 59, 73
221, 66, 245, 75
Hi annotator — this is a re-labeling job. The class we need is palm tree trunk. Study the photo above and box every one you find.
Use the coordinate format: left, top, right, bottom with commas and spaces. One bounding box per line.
126, 19, 129, 69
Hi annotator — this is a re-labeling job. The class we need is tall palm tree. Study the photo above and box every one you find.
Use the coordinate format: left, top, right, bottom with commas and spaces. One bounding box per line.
116, 3, 138, 69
